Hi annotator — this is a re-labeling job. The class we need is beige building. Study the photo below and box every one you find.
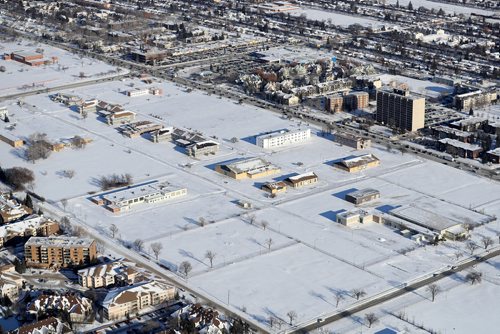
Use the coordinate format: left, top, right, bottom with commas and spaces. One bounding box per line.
215, 157, 281, 180
0, 215, 60, 248
376, 88, 425, 132
78, 261, 138, 288
261, 181, 287, 195
326, 94, 344, 113
0, 193, 32, 224
0, 272, 24, 300
336, 210, 375, 227
344, 91, 369, 110
24, 236, 97, 269
102, 281, 176, 320
284, 172, 318, 188
333, 154, 380, 173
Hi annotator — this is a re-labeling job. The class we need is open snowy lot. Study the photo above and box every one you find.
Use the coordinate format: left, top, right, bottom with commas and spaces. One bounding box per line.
1, 72, 500, 330
289, 8, 385, 28
0, 40, 125, 97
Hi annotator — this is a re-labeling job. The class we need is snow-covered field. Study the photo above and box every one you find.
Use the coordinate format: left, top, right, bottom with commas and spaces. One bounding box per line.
0, 40, 125, 97
1, 56, 500, 330
385, 0, 493, 15
378, 74, 454, 99
289, 8, 385, 28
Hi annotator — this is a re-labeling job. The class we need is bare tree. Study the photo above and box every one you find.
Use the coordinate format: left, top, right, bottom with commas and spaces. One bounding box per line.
286, 310, 297, 325
179, 261, 192, 278
427, 284, 440, 302
205, 250, 216, 268
81, 109, 88, 120
110, 224, 119, 238
465, 271, 482, 285
265, 238, 273, 251
61, 198, 68, 211
261, 220, 269, 230
198, 217, 206, 227
481, 236, 493, 250
25, 133, 52, 163
61, 170, 75, 178
466, 241, 479, 255
364, 313, 378, 328
71, 136, 88, 149
2, 167, 35, 190
454, 251, 463, 261
133, 239, 144, 252
334, 291, 345, 307
351, 288, 367, 300
151, 242, 163, 260
247, 214, 256, 225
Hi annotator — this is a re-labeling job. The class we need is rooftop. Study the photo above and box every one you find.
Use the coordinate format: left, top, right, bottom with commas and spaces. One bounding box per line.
346, 188, 380, 199
439, 138, 483, 151
220, 157, 279, 174
25, 236, 95, 248
256, 128, 310, 140
336, 154, 380, 168
100, 181, 185, 204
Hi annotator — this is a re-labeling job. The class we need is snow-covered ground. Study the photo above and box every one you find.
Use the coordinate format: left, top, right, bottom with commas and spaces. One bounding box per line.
1, 54, 499, 330
378, 74, 454, 99
0, 40, 126, 97
289, 8, 386, 28
385, 0, 494, 16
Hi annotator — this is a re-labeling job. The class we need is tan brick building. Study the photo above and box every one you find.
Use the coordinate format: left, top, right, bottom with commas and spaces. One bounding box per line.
24, 236, 97, 269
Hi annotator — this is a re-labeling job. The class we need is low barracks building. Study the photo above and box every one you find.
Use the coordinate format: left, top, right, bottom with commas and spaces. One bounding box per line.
24, 236, 97, 268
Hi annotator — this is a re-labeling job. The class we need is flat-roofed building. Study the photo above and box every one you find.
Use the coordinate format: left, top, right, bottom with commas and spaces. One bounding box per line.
106, 111, 136, 125
151, 127, 174, 143
0, 131, 24, 148
376, 88, 425, 132
486, 148, 500, 164
0, 215, 59, 248
261, 181, 287, 195
430, 126, 474, 143
449, 117, 488, 132
437, 138, 483, 159
186, 140, 219, 158
256, 128, 311, 149
102, 281, 176, 320
344, 91, 369, 111
119, 121, 163, 138
326, 95, 344, 113
333, 154, 380, 173
454, 90, 497, 111
284, 172, 318, 188
215, 157, 281, 180
345, 188, 380, 205
91, 181, 187, 213
334, 132, 371, 150
336, 210, 375, 227
24, 236, 97, 269
77, 99, 98, 115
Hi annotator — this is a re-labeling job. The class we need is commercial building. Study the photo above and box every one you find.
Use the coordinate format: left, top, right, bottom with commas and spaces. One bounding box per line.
24, 236, 97, 269
102, 281, 176, 320
333, 154, 380, 173
151, 127, 174, 143
284, 172, 318, 188
256, 128, 311, 149
4, 51, 58, 67
0, 131, 24, 148
261, 181, 287, 195
437, 138, 483, 159
336, 210, 376, 227
125, 87, 163, 97
91, 181, 187, 213
215, 157, 281, 180
345, 188, 380, 205
186, 140, 219, 158
106, 111, 137, 125
77, 99, 98, 115
334, 132, 371, 150
119, 121, 163, 138
78, 261, 138, 288
376, 88, 425, 132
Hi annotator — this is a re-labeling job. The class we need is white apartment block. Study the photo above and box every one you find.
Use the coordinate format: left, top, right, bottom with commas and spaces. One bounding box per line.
78, 261, 138, 288
256, 128, 311, 149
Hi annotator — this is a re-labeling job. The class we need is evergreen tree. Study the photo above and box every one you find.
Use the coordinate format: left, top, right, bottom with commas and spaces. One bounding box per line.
24, 194, 34, 209
408, 1, 413, 10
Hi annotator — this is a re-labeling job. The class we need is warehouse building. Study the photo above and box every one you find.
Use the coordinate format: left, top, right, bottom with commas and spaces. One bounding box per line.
216, 157, 280, 180
345, 188, 380, 205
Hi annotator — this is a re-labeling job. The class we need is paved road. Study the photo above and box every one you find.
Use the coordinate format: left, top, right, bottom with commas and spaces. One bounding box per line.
288, 247, 500, 333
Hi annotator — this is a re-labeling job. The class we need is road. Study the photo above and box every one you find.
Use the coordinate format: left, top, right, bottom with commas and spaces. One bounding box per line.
288, 247, 500, 334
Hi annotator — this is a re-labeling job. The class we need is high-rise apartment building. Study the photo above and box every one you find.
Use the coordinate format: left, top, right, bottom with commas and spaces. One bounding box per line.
376, 88, 425, 132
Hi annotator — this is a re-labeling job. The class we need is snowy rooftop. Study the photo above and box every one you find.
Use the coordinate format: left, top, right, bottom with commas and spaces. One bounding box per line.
337, 154, 380, 168
102, 280, 174, 308
100, 181, 185, 203
450, 117, 488, 127
286, 171, 318, 182
221, 157, 279, 174
438, 138, 483, 151
25, 236, 94, 248
347, 188, 380, 199
256, 128, 310, 140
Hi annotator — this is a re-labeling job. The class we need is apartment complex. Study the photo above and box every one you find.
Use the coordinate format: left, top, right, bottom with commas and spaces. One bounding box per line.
376, 88, 425, 132
454, 90, 497, 111
256, 128, 311, 149
28, 293, 92, 323
24, 236, 97, 268
0, 193, 32, 224
91, 181, 187, 213
102, 281, 176, 320
215, 157, 281, 180
0, 215, 60, 247
344, 91, 369, 110
78, 261, 138, 288
437, 138, 483, 159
